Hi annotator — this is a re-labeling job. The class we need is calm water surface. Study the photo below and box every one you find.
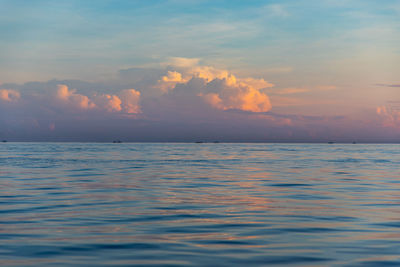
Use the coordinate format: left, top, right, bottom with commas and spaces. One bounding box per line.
1, 143, 400, 266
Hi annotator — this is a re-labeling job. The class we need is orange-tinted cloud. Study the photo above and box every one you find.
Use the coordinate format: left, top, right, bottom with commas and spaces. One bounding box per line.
94, 94, 122, 112
0, 74, 397, 142
55, 85, 141, 114
202, 75, 272, 112
119, 89, 141, 113
157, 71, 186, 92
158, 60, 273, 112
56, 85, 95, 109
274, 88, 310, 95
0, 89, 20, 102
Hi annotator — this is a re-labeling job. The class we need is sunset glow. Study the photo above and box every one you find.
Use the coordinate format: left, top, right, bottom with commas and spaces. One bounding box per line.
1, 0, 399, 142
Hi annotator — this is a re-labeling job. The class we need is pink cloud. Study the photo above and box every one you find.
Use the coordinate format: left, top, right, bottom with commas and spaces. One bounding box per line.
94, 94, 122, 112
0, 89, 20, 102
56, 85, 95, 109
377, 105, 400, 128
54, 85, 141, 114
1, 60, 398, 142
119, 89, 141, 113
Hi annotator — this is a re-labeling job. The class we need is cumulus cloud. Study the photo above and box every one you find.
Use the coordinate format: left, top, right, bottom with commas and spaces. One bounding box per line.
0, 82, 143, 140
161, 71, 183, 83
156, 59, 274, 112
54, 84, 141, 114
119, 89, 141, 113
56, 84, 95, 109
94, 94, 122, 112
3, 59, 397, 142
202, 74, 272, 112
157, 71, 186, 92
0, 89, 20, 102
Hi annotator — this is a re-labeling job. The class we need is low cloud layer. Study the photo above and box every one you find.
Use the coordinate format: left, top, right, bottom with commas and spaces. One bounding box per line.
53, 84, 141, 114
0, 59, 399, 142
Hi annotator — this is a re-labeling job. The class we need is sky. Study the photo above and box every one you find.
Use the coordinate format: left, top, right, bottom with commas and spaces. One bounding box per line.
0, 0, 399, 142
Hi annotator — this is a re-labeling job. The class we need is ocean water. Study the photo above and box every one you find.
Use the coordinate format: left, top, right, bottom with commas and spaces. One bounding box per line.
0, 143, 400, 266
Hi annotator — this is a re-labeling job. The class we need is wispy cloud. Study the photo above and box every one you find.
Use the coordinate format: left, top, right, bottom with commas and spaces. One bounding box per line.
272, 88, 310, 95
376, 84, 400, 88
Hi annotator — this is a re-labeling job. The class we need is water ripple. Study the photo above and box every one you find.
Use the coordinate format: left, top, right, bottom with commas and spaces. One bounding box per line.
0, 143, 399, 266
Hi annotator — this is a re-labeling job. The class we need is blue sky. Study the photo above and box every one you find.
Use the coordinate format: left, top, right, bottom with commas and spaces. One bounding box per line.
1, 0, 399, 82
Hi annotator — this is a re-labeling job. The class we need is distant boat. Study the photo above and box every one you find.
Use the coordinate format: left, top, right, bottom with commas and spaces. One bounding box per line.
2, 140, 7, 143
113, 140, 122, 143
213, 141, 220, 143
328, 141, 335, 144
195, 141, 204, 143
352, 141, 357, 144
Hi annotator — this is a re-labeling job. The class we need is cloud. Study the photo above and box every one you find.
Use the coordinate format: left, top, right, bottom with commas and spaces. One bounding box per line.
1, 59, 398, 142
155, 59, 273, 112
376, 84, 400, 88
273, 88, 310, 95
56, 84, 95, 109
166, 57, 200, 68
0, 89, 20, 102
202, 74, 272, 112
54, 84, 141, 114
240, 78, 274, 90
161, 71, 184, 83
119, 89, 141, 114
266, 4, 289, 17
94, 94, 122, 112
270, 85, 336, 96
157, 71, 186, 92
377, 104, 400, 128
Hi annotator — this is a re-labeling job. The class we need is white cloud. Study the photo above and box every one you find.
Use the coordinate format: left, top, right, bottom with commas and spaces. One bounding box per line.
266, 4, 289, 17
166, 57, 200, 68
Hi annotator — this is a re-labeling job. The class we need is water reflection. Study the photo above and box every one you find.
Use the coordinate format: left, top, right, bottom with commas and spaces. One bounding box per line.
0, 143, 400, 266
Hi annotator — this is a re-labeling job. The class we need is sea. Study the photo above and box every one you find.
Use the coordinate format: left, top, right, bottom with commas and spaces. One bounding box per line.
0, 142, 399, 266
